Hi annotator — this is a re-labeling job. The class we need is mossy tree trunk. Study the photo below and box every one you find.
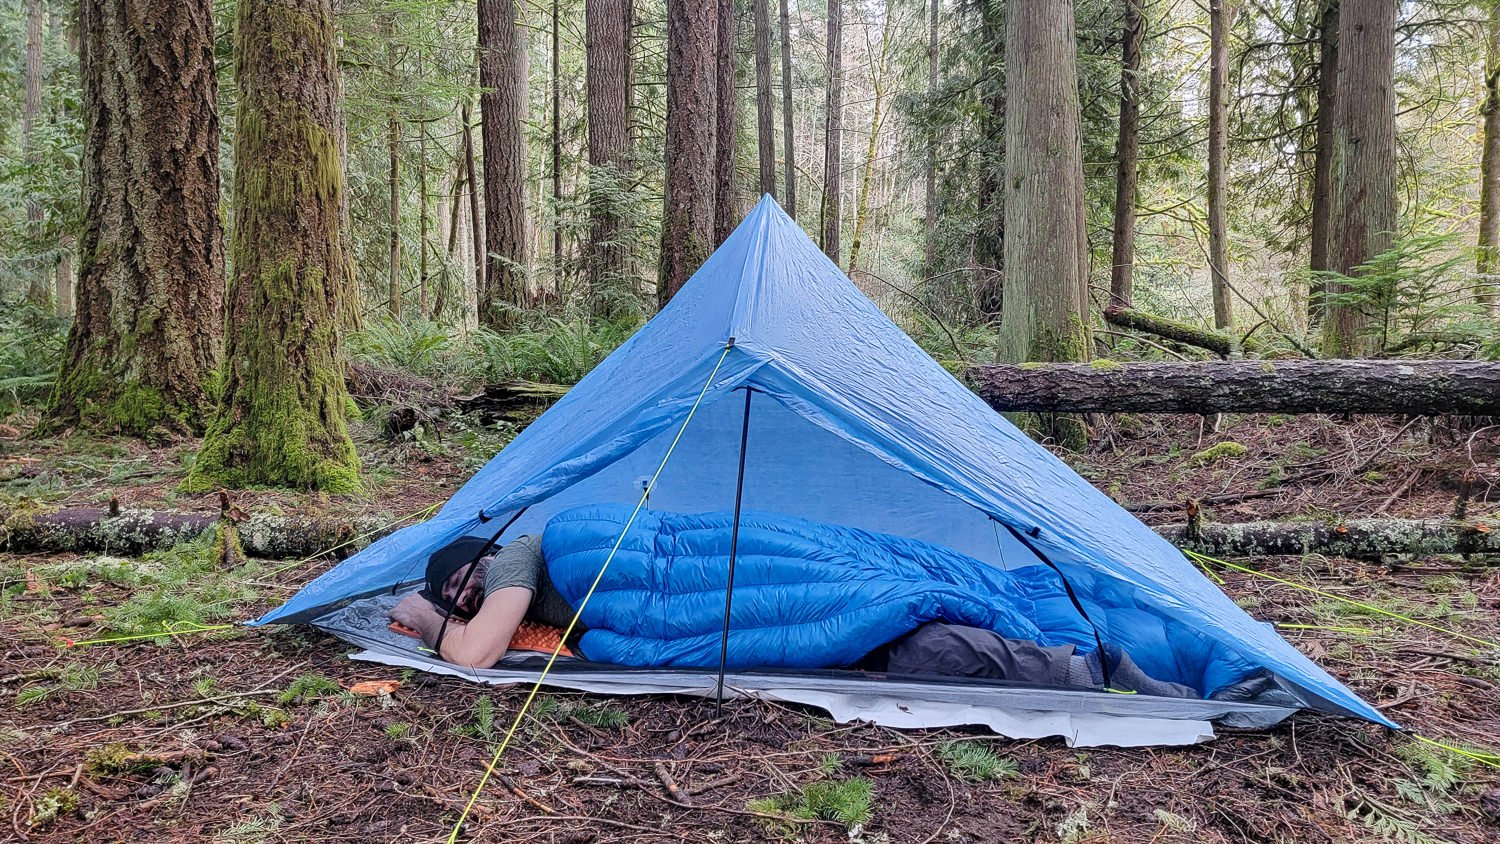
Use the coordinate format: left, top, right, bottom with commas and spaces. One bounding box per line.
51, 0, 224, 435
478, 0, 530, 329
1108, 0, 1142, 309
191, 0, 359, 493
1206, 0, 1236, 330
1307, 0, 1338, 321
1321, 0, 1395, 357
1478, 6, 1500, 315
999, 0, 1091, 447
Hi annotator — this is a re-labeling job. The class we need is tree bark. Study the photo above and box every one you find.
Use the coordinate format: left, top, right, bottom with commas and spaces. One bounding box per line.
22, 0, 47, 308
52, 0, 224, 435
754, 0, 776, 197
462, 100, 485, 316
552, 0, 564, 269
1109, 0, 1143, 308
1321, 0, 1396, 357
478, 0, 529, 328
192, 0, 359, 493
1102, 305, 1236, 356
1207, 0, 1234, 330
0, 505, 393, 561
714, 0, 739, 244
846, 0, 894, 274
659, 0, 718, 306
999, 0, 1090, 366
1478, 5, 1500, 314
923, 0, 939, 272
1161, 518, 1500, 562
1308, 0, 1338, 317
418, 126, 430, 319
819, 0, 843, 261
587, 0, 632, 315
965, 360, 1500, 415
9, 505, 1495, 563
388, 110, 402, 318
778, 0, 797, 218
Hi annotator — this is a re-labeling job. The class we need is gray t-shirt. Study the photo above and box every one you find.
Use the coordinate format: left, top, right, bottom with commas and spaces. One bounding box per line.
482, 534, 578, 630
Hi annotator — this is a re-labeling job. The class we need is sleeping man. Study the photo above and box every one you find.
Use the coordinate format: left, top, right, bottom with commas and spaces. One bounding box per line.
389, 504, 1273, 700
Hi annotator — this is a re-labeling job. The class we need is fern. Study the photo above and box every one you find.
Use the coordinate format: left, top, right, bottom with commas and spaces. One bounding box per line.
1347, 794, 1444, 844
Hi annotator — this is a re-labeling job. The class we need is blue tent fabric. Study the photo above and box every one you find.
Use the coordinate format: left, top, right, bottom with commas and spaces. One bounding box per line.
259, 195, 1394, 729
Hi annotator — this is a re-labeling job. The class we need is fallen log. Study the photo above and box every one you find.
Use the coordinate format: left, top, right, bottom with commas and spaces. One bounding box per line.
3, 506, 1496, 564
457, 379, 571, 422
0, 506, 392, 560
966, 360, 1500, 415
1102, 306, 1238, 357
1159, 518, 1499, 561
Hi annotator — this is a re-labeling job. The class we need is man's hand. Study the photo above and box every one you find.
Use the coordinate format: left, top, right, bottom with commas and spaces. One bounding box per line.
389, 593, 448, 645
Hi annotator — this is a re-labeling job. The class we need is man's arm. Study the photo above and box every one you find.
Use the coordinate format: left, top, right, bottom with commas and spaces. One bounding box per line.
388, 587, 532, 668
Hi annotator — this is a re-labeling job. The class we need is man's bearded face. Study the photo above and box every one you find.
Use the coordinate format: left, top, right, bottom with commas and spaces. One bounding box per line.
441, 560, 487, 620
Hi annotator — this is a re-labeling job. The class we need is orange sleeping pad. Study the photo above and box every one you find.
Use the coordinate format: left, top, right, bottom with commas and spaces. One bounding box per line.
387, 618, 574, 658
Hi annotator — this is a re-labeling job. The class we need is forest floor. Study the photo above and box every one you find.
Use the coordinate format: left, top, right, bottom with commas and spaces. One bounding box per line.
3, 411, 1500, 843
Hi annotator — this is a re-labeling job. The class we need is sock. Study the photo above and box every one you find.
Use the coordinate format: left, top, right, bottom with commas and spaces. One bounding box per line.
1066, 654, 1099, 688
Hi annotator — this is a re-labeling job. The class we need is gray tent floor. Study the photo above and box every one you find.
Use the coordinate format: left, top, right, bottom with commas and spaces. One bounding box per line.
310, 590, 1298, 748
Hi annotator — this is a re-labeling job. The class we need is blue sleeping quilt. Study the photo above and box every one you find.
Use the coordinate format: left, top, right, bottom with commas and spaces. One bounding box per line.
541, 505, 1257, 695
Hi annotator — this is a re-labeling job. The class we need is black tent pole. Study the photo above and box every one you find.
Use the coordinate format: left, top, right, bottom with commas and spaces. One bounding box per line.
714, 387, 755, 718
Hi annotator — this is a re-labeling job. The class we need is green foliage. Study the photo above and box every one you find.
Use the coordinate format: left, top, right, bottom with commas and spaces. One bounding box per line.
563, 702, 630, 729
27, 786, 79, 829
278, 672, 341, 705
1188, 441, 1248, 465
97, 530, 258, 638
14, 661, 102, 707
464, 317, 636, 385
1316, 234, 1496, 357
748, 777, 874, 829
936, 740, 1018, 782
0, 300, 66, 414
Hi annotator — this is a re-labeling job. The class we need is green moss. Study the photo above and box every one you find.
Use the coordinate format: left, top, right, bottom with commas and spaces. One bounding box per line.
1089, 358, 1122, 370
1189, 441, 1248, 465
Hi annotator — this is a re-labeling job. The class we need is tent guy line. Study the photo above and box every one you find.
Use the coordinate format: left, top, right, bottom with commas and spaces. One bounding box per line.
445, 342, 735, 844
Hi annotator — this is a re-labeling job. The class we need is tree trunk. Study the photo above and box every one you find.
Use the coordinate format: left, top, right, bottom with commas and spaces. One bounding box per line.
819, 0, 843, 261
1161, 518, 1500, 562
1308, 0, 1338, 318
388, 110, 402, 318
52, 0, 224, 435
192, 0, 359, 493
999, 0, 1090, 372
1102, 305, 1236, 356
1478, 6, 1500, 314
55, 238, 74, 318
659, 0, 718, 306
1321, 0, 1396, 357
22, 0, 47, 308
1207, 0, 1234, 330
586, 0, 631, 316
552, 0, 564, 269
972, 2, 1006, 305
419, 126, 430, 319
923, 0, 939, 272
1109, 0, 1143, 308
965, 360, 1500, 415
478, 0, 529, 329
846, 0, 894, 275
778, 0, 797, 218
754, 0, 776, 197
714, 0, 739, 244
462, 100, 485, 316
10, 506, 1495, 564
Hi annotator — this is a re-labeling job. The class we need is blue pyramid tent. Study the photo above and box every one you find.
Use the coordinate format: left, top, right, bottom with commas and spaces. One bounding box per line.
260, 196, 1392, 745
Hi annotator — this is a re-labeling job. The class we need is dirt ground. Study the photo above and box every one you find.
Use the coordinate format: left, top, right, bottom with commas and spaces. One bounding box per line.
3, 413, 1500, 843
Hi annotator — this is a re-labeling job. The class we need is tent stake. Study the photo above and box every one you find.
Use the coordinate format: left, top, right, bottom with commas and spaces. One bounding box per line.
715, 387, 755, 717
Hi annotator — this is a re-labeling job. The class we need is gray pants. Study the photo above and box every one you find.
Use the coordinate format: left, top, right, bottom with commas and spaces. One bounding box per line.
883, 623, 1078, 687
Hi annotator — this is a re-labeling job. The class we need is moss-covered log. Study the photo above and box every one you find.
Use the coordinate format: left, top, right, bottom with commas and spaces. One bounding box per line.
965, 360, 1500, 415
51, 0, 224, 434
1102, 306, 1238, 357
190, 0, 360, 492
1160, 518, 1500, 561
0, 506, 390, 560
456, 379, 571, 422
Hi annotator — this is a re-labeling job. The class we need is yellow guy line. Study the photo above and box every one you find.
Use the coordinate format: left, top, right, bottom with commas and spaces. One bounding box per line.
1410, 734, 1500, 772
1184, 549, 1499, 650
445, 344, 735, 843
64, 621, 236, 648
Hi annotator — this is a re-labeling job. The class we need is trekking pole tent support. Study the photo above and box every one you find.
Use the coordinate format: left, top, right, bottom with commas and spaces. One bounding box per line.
715, 386, 756, 716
